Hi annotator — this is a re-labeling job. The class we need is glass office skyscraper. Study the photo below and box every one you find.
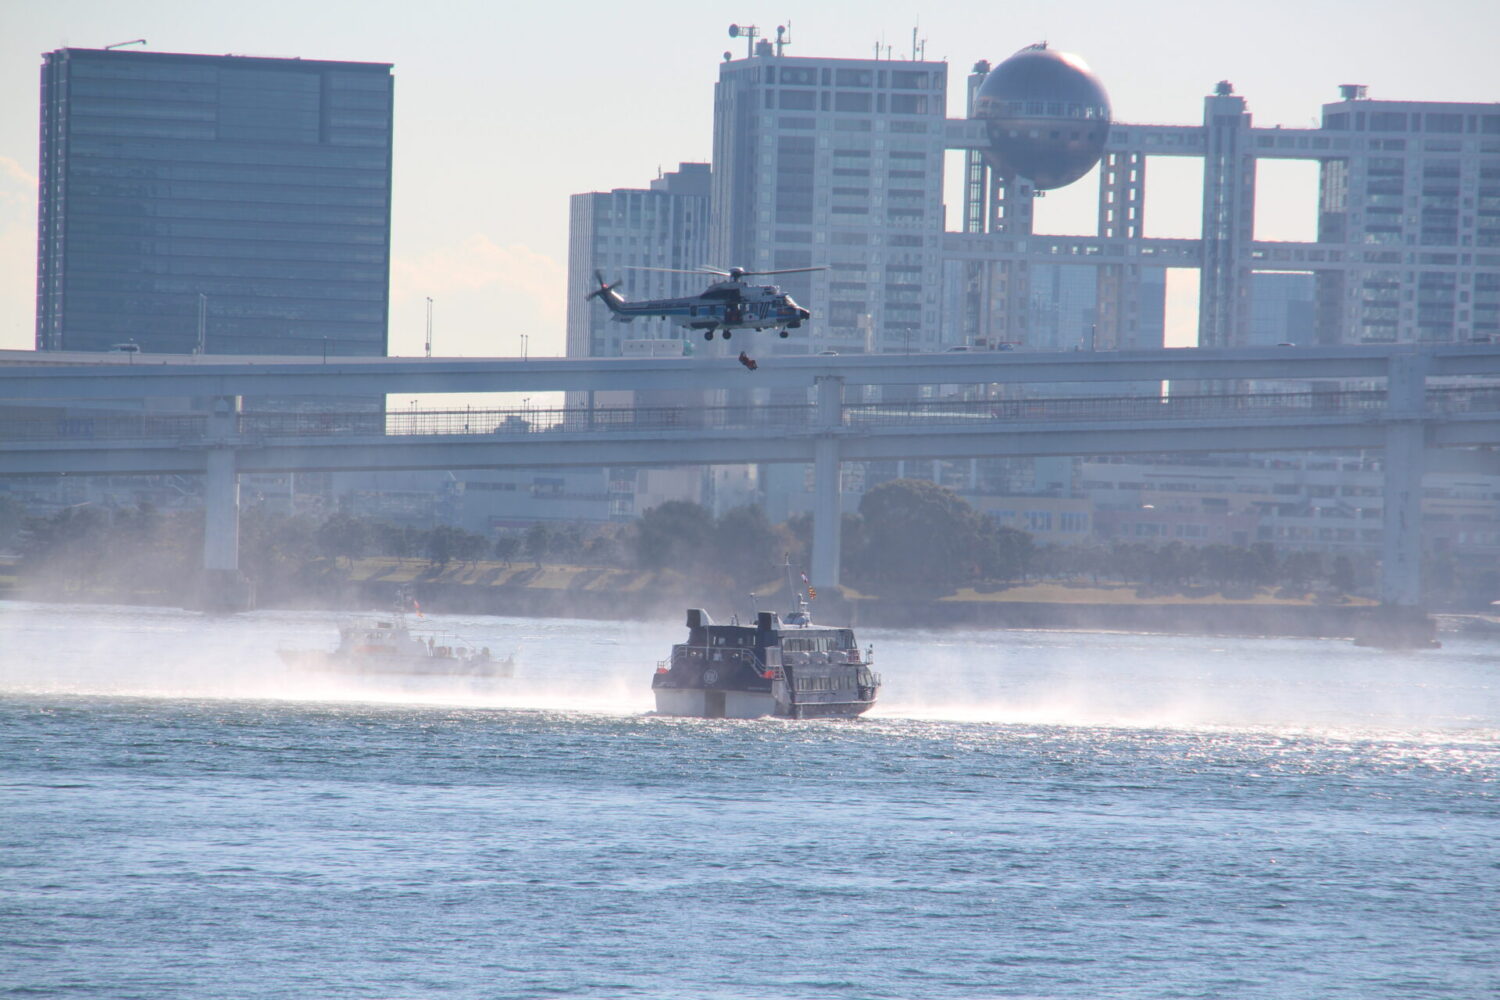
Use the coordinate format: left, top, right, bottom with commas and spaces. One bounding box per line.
36, 48, 393, 356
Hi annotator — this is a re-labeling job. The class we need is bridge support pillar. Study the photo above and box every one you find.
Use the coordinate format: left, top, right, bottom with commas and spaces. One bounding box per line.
810, 376, 844, 591
1360, 353, 1434, 648
811, 437, 841, 592
1379, 421, 1425, 610
200, 397, 253, 613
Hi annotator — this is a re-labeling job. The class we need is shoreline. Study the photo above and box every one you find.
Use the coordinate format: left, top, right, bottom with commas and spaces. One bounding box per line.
1, 577, 1469, 645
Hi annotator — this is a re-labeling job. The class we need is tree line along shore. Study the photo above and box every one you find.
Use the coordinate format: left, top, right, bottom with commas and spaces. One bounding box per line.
2, 480, 1489, 636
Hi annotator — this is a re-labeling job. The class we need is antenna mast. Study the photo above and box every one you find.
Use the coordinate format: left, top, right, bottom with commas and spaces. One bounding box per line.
727, 23, 759, 59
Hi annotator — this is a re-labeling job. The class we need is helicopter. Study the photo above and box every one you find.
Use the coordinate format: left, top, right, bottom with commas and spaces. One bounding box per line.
586, 265, 822, 340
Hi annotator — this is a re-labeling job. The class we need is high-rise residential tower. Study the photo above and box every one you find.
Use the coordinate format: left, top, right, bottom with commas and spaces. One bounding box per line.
36, 47, 394, 356
711, 48, 950, 354
565, 163, 711, 359
1314, 89, 1500, 345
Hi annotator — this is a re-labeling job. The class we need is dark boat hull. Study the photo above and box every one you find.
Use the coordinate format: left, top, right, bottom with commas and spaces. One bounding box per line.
781, 697, 876, 719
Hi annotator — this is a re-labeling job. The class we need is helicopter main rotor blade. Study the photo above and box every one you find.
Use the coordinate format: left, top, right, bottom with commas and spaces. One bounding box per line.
737, 266, 829, 276
623, 266, 716, 275
617, 263, 826, 280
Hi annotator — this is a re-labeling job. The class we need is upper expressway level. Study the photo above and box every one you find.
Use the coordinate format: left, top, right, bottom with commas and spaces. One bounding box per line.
4, 343, 1500, 400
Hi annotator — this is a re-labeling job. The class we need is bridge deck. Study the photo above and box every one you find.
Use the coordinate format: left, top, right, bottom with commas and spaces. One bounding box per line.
4, 388, 1496, 446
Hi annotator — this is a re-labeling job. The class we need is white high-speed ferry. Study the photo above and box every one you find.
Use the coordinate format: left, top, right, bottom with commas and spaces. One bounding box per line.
651, 594, 878, 719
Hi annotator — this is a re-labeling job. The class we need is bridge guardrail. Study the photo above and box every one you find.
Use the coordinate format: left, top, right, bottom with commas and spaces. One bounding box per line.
0, 413, 208, 442
6, 388, 1499, 445
844, 389, 1391, 427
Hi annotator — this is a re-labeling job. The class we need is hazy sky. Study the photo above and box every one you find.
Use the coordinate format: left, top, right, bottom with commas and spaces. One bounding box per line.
2, 0, 1496, 357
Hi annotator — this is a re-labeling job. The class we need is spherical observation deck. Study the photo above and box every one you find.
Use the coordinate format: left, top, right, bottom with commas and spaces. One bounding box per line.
971, 43, 1112, 191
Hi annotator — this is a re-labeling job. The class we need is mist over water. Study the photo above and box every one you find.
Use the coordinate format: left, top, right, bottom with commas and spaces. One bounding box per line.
3, 600, 1496, 998
3, 600, 1493, 739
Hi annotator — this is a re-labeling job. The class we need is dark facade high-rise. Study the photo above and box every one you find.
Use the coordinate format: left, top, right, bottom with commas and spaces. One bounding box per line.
36, 48, 393, 356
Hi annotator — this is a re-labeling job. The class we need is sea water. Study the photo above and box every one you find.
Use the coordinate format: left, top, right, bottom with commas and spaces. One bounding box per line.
1, 600, 1496, 999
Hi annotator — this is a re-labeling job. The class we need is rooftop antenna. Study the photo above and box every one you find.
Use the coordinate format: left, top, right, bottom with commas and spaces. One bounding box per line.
774, 23, 790, 58
105, 38, 147, 50
728, 23, 759, 59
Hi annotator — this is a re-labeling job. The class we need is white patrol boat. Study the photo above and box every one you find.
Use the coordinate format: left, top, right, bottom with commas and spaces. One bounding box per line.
279, 598, 513, 679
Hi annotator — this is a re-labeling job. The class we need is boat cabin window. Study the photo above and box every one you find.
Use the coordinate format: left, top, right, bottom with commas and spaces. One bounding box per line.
709, 631, 756, 648
794, 674, 853, 692
780, 632, 852, 653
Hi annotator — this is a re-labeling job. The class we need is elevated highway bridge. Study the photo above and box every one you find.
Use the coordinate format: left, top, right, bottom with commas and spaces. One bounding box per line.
4, 345, 1500, 616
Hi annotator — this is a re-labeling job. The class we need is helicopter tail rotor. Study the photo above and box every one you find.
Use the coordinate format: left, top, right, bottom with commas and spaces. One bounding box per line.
586, 270, 624, 301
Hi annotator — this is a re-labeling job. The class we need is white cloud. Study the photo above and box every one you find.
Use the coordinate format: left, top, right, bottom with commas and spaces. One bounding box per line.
0, 156, 36, 211
392, 235, 564, 313
388, 235, 568, 357
0, 155, 36, 186
0, 156, 37, 349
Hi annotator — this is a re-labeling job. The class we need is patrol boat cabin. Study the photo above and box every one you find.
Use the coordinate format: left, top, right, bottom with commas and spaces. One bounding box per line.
652, 602, 878, 719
